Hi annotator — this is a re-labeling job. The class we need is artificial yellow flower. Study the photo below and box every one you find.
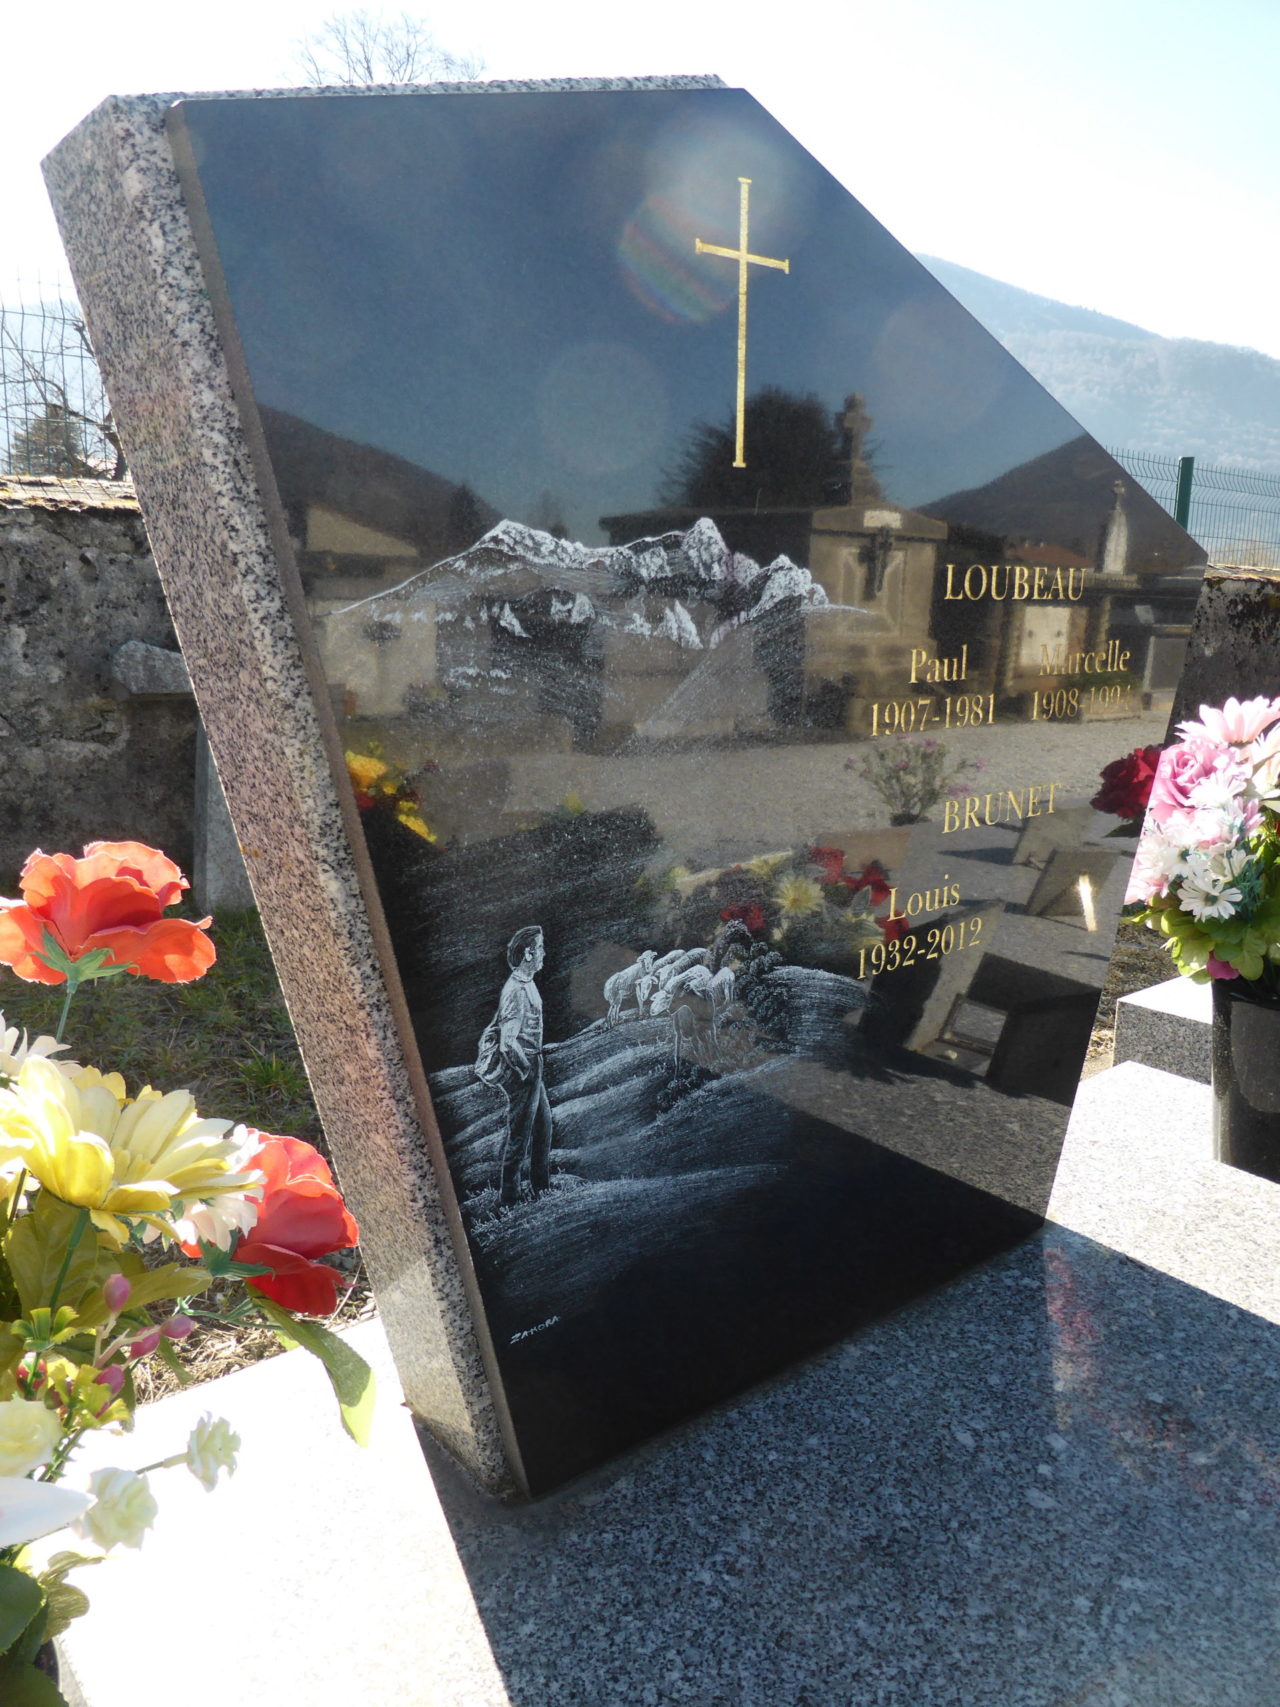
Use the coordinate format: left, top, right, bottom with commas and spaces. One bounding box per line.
746, 852, 791, 879
0, 1057, 261, 1242
393, 802, 437, 843
773, 874, 825, 919
344, 752, 388, 792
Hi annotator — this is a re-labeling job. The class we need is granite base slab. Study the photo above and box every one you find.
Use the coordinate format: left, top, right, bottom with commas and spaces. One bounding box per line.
1114, 977, 1212, 1084
58, 1061, 1280, 1707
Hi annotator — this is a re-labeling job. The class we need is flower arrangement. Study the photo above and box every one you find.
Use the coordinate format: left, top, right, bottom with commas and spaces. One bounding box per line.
345, 748, 436, 843
1090, 743, 1163, 835
847, 735, 983, 825
0, 842, 369, 1697
1126, 697, 1280, 989
657, 844, 901, 966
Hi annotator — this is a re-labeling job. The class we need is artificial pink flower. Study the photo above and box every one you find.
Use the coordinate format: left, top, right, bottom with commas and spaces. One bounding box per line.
1177, 696, 1280, 747
1148, 740, 1234, 827
1206, 955, 1241, 980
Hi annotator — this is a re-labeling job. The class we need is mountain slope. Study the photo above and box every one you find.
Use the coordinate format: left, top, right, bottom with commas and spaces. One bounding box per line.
920, 257, 1280, 471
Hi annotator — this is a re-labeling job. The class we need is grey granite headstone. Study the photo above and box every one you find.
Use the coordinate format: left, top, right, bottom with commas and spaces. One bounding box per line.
44, 78, 1206, 1496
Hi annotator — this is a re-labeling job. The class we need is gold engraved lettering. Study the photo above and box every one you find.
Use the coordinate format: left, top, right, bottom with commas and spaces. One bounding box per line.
857, 906, 983, 978
1039, 638, 1133, 677
883, 878, 961, 927
940, 563, 1086, 603
694, 178, 790, 469
942, 782, 1064, 834
908, 644, 969, 685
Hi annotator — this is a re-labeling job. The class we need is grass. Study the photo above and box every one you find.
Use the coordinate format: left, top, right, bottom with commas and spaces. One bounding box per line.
0, 908, 371, 1398
0, 909, 324, 1144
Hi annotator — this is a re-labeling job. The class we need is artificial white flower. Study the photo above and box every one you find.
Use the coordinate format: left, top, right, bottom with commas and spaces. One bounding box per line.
154, 1124, 264, 1250
1249, 732, 1280, 807
0, 1397, 62, 1476
1181, 880, 1244, 922
75, 1468, 158, 1551
185, 1415, 240, 1492
0, 1016, 68, 1082
169, 1190, 262, 1251
1178, 846, 1250, 921
1125, 828, 1185, 904
0, 1476, 90, 1548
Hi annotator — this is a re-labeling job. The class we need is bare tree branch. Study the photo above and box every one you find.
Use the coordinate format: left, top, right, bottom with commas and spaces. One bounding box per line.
1, 300, 125, 479
297, 10, 483, 86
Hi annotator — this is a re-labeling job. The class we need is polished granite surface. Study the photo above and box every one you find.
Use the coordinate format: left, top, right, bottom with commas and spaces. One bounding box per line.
57, 1062, 1280, 1707
161, 81, 1209, 1490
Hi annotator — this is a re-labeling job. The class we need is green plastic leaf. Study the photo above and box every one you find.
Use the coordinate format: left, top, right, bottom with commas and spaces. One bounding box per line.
74, 1261, 212, 1331
40, 1554, 102, 1589
0, 1658, 70, 1706
154, 1336, 193, 1387
0, 1565, 44, 1654
37, 1579, 89, 1643
253, 1297, 376, 1446
5, 1197, 110, 1318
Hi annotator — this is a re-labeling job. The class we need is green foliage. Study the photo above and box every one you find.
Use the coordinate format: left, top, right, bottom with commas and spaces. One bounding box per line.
662, 386, 851, 510
0, 1564, 43, 1653
72, 1254, 213, 1332
8, 404, 93, 480
0, 1565, 66, 1704
5, 1198, 109, 1319
0, 909, 322, 1149
37, 1554, 101, 1643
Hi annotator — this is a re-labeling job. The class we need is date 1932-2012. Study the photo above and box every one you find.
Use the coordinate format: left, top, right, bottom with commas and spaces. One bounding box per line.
858, 914, 983, 979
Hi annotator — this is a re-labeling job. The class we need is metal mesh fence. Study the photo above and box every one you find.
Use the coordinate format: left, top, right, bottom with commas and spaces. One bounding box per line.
0, 287, 123, 482
1109, 446, 1280, 570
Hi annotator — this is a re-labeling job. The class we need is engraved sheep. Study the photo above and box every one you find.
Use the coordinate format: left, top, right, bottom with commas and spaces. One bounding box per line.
602, 949, 658, 1025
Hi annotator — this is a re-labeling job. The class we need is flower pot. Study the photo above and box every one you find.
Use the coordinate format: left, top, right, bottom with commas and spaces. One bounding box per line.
1211, 981, 1280, 1183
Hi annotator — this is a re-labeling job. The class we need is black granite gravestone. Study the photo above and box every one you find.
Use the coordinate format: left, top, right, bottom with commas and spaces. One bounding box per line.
96, 84, 1211, 1491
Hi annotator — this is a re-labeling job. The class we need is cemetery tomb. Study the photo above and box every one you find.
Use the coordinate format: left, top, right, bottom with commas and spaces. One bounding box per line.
48, 80, 1206, 1494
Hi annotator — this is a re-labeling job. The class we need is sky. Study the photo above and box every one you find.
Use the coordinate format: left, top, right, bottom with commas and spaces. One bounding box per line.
3, 0, 1279, 359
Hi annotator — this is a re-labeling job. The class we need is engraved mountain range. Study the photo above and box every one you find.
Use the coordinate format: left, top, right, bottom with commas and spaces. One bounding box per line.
324, 515, 834, 652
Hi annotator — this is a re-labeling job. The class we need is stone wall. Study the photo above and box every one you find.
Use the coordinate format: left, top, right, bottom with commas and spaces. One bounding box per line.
0, 478, 196, 883
1171, 565, 1280, 728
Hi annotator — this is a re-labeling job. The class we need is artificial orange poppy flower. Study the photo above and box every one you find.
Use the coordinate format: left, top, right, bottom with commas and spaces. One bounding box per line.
0, 842, 215, 986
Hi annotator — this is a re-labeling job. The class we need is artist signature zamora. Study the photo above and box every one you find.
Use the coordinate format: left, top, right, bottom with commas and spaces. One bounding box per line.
509, 1314, 561, 1346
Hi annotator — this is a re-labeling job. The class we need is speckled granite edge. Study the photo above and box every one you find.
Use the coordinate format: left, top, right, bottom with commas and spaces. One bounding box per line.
37, 89, 617, 1494
44, 75, 726, 134
1114, 976, 1212, 1084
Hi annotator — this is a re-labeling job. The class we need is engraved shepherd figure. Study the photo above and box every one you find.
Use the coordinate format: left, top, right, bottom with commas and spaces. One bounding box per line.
476, 925, 553, 1209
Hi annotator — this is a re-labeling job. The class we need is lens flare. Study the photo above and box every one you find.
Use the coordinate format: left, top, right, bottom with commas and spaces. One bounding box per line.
618, 195, 734, 325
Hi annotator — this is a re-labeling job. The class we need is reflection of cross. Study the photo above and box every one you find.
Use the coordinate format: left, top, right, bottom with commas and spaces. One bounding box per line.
695, 178, 790, 468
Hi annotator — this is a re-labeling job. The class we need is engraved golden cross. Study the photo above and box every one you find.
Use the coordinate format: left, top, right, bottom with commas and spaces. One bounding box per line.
695, 177, 790, 468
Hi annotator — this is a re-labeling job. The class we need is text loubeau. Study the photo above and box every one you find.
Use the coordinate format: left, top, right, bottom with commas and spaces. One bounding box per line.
943, 563, 1086, 602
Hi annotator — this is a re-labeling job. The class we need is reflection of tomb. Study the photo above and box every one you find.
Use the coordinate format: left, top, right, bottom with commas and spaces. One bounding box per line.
805, 396, 947, 723
858, 807, 1130, 1106
606, 405, 1205, 742
925, 435, 1203, 721
603, 394, 950, 735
